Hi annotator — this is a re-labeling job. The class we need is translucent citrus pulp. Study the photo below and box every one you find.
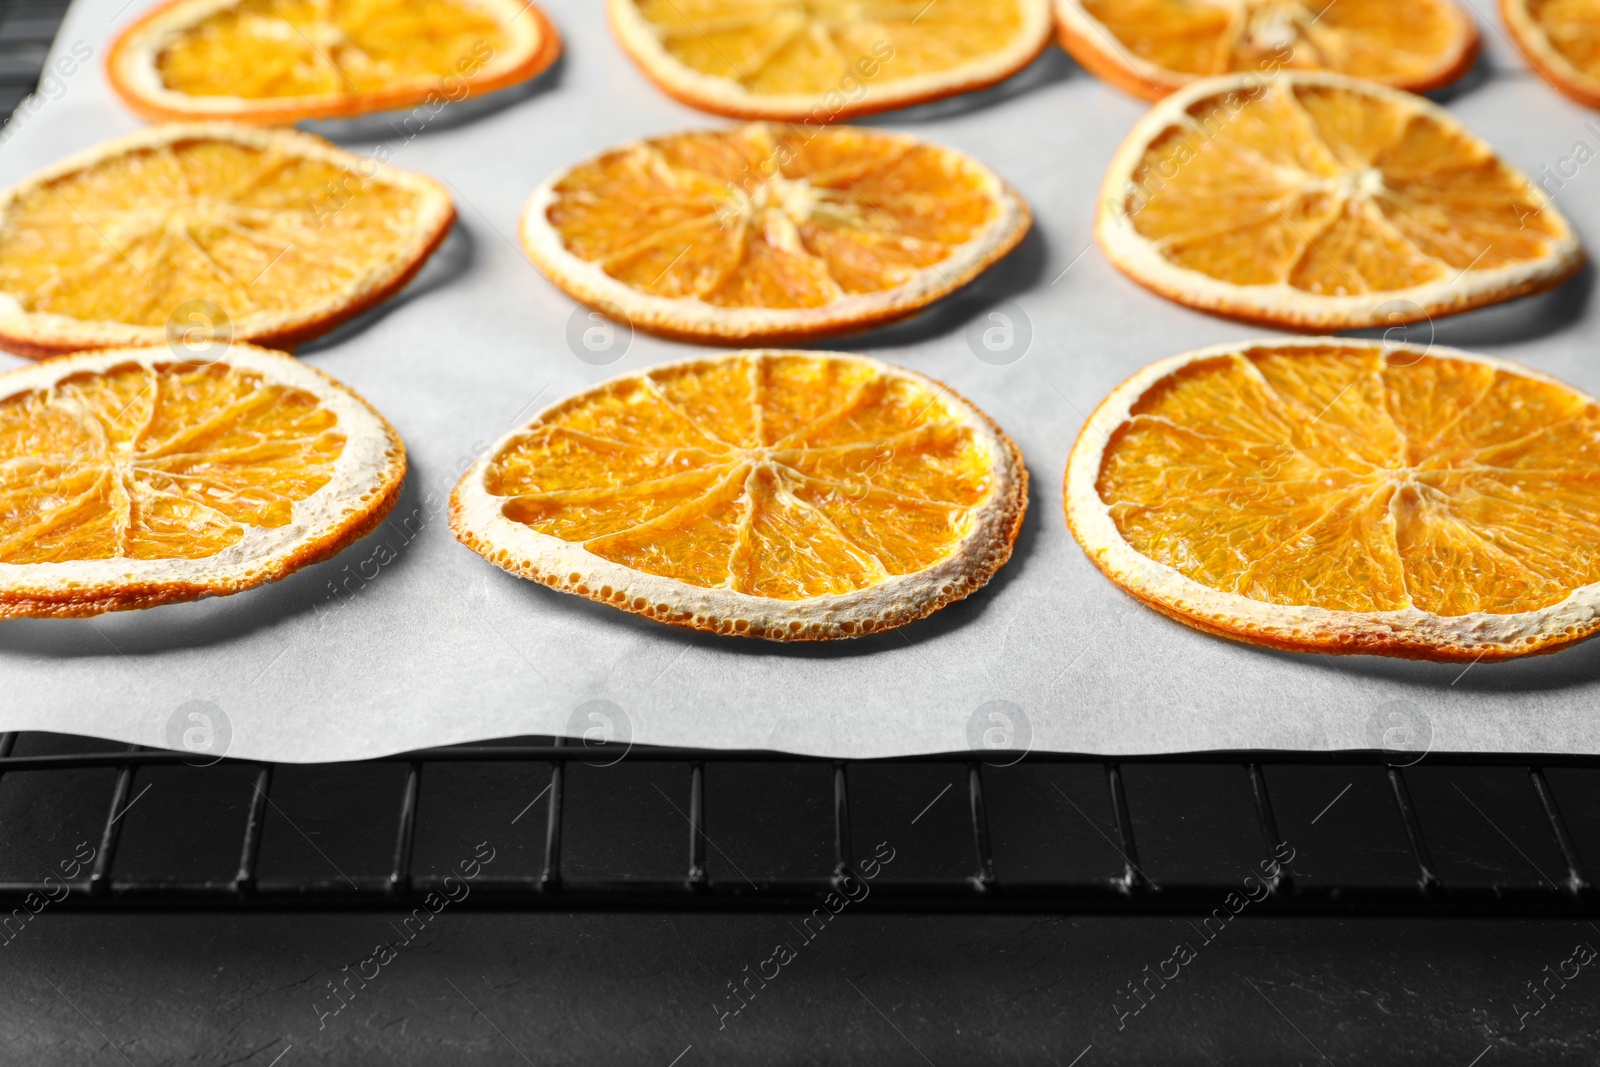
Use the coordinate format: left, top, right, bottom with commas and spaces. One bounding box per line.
1503, 0, 1600, 109
1066, 339, 1600, 660
450, 351, 1027, 640
1056, 0, 1479, 100
521, 124, 1031, 343
606, 0, 1054, 120
0, 124, 454, 359
109, 0, 559, 123
1096, 72, 1583, 331
0, 345, 405, 618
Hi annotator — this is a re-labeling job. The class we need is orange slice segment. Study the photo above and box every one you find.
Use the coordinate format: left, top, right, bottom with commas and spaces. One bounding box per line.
0, 344, 405, 618
606, 0, 1054, 121
108, 0, 559, 124
520, 124, 1031, 344
1096, 71, 1583, 331
0, 124, 454, 360
1503, 0, 1600, 108
1056, 0, 1480, 101
1066, 337, 1600, 661
450, 350, 1027, 640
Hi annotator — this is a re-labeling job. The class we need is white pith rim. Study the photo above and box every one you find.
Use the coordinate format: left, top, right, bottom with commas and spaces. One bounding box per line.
607, 0, 1054, 119
1053, 0, 1477, 94
1065, 336, 1600, 659
518, 125, 1031, 341
1501, 0, 1600, 97
109, 0, 550, 118
0, 344, 405, 605
450, 350, 1028, 641
1094, 70, 1584, 329
0, 123, 455, 355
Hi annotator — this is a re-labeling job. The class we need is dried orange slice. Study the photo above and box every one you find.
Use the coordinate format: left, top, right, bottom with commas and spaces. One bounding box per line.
0, 124, 454, 360
108, 0, 560, 124
1503, 0, 1600, 109
606, 0, 1053, 121
451, 351, 1027, 640
0, 344, 405, 618
1067, 338, 1600, 662
521, 124, 1030, 344
1056, 0, 1479, 101
1097, 71, 1583, 331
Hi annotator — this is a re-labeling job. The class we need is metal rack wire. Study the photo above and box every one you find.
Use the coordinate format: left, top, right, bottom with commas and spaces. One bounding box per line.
0, 0, 69, 116
0, 733, 1593, 916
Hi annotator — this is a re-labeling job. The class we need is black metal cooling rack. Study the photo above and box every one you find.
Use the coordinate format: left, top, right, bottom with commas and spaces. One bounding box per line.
0, 732, 1595, 917
0, 0, 69, 117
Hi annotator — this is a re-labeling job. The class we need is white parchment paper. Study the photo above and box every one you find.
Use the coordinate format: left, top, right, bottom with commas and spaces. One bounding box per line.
3, 0, 1599, 762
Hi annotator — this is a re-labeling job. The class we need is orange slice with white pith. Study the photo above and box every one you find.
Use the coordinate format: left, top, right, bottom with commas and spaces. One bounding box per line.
520, 124, 1031, 344
450, 350, 1027, 640
0, 345, 405, 618
1096, 71, 1583, 331
1067, 338, 1600, 661
0, 124, 454, 360
1056, 0, 1480, 101
108, 0, 560, 124
1502, 0, 1600, 109
607, 0, 1053, 121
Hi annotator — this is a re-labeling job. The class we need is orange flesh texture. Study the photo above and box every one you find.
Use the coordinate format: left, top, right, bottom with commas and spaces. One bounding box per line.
484, 354, 997, 598
0, 139, 430, 328
630, 0, 1028, 93
1117, 82, 1564, 293
0, 361, 344, 564
1096, 344, 1600, 616
155, 0, 509, 99
1525, 0, 1600, 78
543, 126, 1003, 309
1081, 0, 1465, 82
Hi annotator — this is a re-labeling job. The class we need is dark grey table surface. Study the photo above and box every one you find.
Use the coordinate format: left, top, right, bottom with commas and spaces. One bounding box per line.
5, 912, 1598, 1065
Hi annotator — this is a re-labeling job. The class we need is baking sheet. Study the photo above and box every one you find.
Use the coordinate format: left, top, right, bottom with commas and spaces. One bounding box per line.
4, 0, 1600, 763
